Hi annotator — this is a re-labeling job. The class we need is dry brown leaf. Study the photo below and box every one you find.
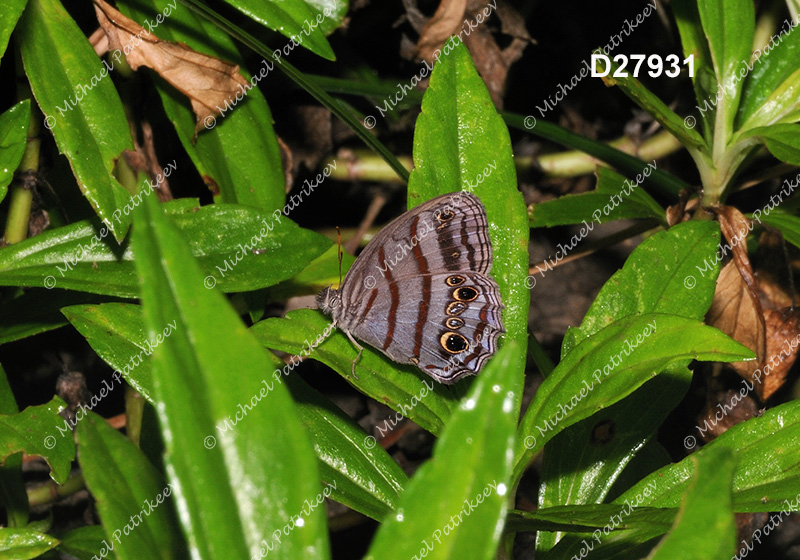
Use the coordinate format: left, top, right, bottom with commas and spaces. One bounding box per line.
756, 230, 796, 310
758, 307, 800, 400
706, 206, 766, 383
93, 0, 249, 136
697, 382, 760, 442
707, 260, 766, 381
665, 190, 691, 227
414, 0, 467, 62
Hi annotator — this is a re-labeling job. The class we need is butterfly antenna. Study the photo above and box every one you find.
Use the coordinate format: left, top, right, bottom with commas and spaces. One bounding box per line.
336, 226, 343, 288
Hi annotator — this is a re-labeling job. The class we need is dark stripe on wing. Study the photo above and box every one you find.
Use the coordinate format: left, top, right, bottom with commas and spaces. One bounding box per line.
410, 216, 431, 359
380, 245, 400, 351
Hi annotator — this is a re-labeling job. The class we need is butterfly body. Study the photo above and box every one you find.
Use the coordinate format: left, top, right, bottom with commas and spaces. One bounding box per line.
318, 192, 503, 383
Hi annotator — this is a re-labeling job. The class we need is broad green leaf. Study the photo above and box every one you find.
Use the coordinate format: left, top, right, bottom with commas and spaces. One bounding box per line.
742, 124, 800, 165
512, 504, 674, 559
0, 0, 27, 62
407, 40, 528, 413
118, 0, 285, 212
365, 341, 521, 560
737, 17, 800, 128
697, 0, 754, 129
0, 528, 58, 560
507, 505, 675, 535
754, 209, 800, 250
617, 401, 800, 512
287, 376, 408, 520
648, 447, 736, 559
303, 0, 347, 35
18, 0, 135, 241
672, 0, 714, 123
63, 303, 155, 402
596, 50, 707, 151
221, 0, 335, 60
544, 511, 670, 560
134, 194, 328, 560
0, 291, 126, 344
63, 301, 400, 520
561, 220, 722, 356
0, 201, 329, 297
0, 397, 75, 483
515, 314, 754, 480
0, 364, 28, 528
268, 245, 356, 302
528, 166, 664, 227
0, 100, 30, 200
76, 412, 185, 560
0, 365, 17, 413
535, 368, 691, 554
251, 310, 457, 435
56, 526, 120, 560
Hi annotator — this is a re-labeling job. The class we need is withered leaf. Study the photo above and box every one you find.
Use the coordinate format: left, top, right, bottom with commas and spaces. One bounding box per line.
707, 260, 766, 382
707, 206, 766, 384
758, 307, 800, 400
414, 0, 467, 62
93, 0, 249, 136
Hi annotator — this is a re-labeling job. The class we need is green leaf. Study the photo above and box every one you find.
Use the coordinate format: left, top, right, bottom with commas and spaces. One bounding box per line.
302, 0, 347, 35
594, 50, 707, 151
118, 0, 286, 212
617, 401, 800, 512
742, 124, 800, 165
287, 376, 408, 520
18, 0, 135, 241
561, 220, 722, 356
0, 291, 125, 344
737, 17, 800, 129
535, 368, 691, 554
365, 341, 521, 560
0, 202, 329, 297
63, 303, 156, 402
76, 412, 185, 560
63, 301, 401, 521
0, 0, 27, 62
177, 0, 409, 183
506, 505, 675, 537
56, 525, 120, 560
0, 364, 28, 528
648, 447, 736, 559
672, 0, 714, 113
515, 314, 754, 480
251, 310, 457, 435
0, 528, 59, 560
0, 397, 75, 483
268, 244, 356, 302
133, 194, 329, 559
528, 166, 664, 227
218, 0, 335, 60
754, 209, 800, 250
407, 40, 528, 412
0, 100, 30, 200
697, 0, 754, 125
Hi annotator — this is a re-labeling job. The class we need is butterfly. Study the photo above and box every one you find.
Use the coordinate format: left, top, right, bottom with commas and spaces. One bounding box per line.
317, 192, 504, 383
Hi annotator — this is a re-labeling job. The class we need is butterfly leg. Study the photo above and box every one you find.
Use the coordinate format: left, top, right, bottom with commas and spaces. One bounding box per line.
345, 330, 363, 379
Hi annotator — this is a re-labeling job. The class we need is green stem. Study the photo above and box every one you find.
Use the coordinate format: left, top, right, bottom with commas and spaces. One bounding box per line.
5, 48, 42, 244
27, 473, 86, 507
4, 185, 34, 244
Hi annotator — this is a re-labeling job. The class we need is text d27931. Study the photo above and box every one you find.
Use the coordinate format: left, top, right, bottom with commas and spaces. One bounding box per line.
591, 54, 694, 79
